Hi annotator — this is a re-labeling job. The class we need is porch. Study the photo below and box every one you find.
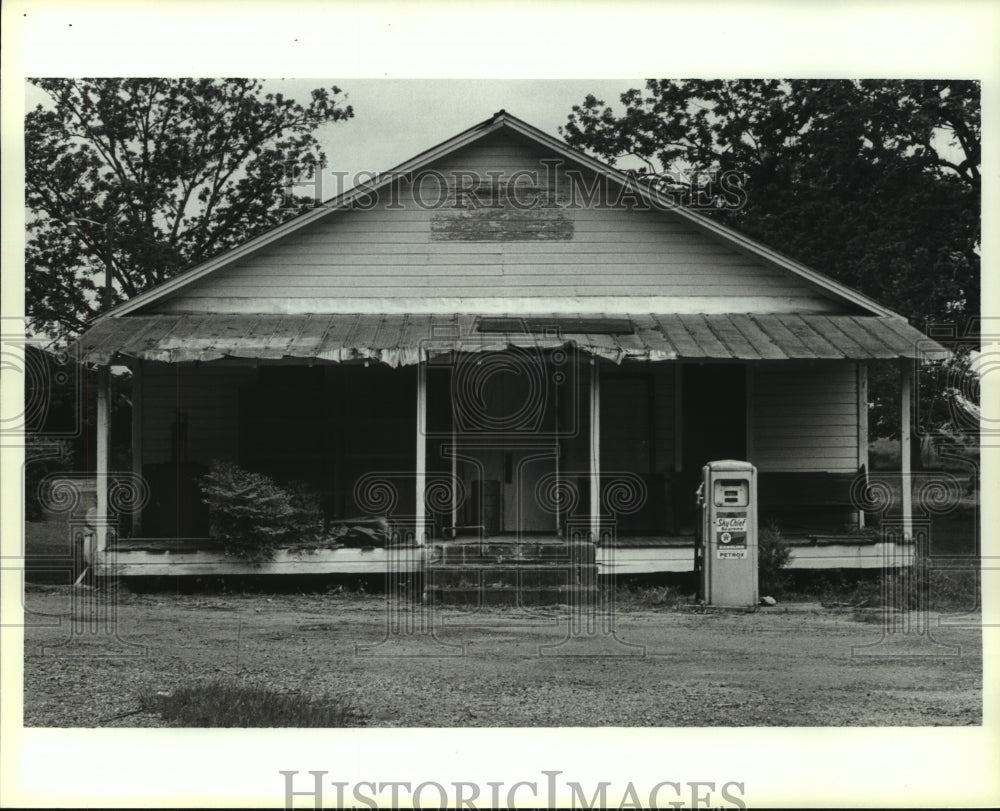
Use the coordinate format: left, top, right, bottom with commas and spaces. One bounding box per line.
75, 312, 935, 579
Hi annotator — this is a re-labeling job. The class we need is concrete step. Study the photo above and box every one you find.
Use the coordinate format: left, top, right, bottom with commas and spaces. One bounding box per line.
425, 584, 599, 606
426, 539, 599, 605
428, 540, 596, 566
430, 564, 596, 590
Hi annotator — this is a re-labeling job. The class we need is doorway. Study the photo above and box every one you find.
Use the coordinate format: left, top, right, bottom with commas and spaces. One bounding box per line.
450, 349, 562, 535
678, 364, 747, 527
485, 351, 557, 533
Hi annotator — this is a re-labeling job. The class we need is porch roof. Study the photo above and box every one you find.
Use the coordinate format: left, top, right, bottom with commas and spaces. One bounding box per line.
76, 313, 946, 366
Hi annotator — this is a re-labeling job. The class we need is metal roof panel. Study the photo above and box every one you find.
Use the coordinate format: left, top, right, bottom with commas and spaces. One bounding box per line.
75, 313, 947, 365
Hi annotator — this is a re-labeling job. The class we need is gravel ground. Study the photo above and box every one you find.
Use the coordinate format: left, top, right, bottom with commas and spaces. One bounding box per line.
21, 584, 982, 727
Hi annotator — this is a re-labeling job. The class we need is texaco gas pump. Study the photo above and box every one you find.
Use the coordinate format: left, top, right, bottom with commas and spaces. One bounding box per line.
694, 460, 759, 607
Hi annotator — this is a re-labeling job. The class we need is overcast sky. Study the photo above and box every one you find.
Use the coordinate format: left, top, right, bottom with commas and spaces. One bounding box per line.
23, 77, 646, 192
262, 78, 643, 180
25, 76, 969, 184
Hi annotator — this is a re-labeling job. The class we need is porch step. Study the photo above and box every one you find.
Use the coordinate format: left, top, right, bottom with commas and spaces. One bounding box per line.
430, 564, 595, 589
425, 585, 599, 607
428, 540, 596, 565
427, 538, 598, 605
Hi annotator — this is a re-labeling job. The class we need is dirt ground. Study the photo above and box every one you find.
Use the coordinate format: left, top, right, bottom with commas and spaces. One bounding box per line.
20, 585, 981, 727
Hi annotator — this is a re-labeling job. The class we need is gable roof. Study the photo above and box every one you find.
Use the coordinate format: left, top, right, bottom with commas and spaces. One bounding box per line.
100, 110, 900, 321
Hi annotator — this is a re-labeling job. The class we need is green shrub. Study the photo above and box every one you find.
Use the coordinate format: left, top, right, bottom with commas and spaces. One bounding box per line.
142, 677, 365, 727
199, 461, 323, 566
758, 521, 791, 596
24, 437, 74, 521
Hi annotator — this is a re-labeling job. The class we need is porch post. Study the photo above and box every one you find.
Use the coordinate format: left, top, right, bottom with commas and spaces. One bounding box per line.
856, 362, 869, 529
589, 359, 600, 541
553, 360, 560, 535
416, 361, 427, 544
673, 364, 683, 473
451, 403, 458, 531
900, 359, 913, 541
95, 365, 111, 556
131, 360, 143, 534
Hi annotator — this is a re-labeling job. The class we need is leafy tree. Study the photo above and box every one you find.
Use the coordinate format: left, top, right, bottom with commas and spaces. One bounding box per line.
25, 78, 353, 338
563, 80, 980, 442
562, 80, 979, 329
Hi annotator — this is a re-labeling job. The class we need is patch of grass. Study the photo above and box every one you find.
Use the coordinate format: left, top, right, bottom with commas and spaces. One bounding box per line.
613, 583, 690, 609
788, 561, 980, 614
141, 677, 366, 727
790, 571, 883, 608
888, 560, 980, 613
851, 608, 887, 624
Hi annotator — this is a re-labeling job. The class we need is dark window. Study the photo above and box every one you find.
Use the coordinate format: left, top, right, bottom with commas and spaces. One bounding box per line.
475, 316, 634, 335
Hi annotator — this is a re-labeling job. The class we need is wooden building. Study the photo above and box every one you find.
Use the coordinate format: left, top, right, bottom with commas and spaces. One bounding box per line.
76, 110, 942, 579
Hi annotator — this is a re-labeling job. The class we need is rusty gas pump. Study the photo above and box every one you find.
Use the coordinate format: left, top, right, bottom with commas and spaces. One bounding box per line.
695, 460, 759, 607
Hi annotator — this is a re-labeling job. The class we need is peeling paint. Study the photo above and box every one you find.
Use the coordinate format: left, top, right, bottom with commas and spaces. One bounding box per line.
430, 207, 573, 241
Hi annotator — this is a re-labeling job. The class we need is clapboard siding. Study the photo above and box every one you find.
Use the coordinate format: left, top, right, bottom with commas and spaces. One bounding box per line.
751, 362, 859, 472
142, 363, 257, 465
152, 131, 843, 314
